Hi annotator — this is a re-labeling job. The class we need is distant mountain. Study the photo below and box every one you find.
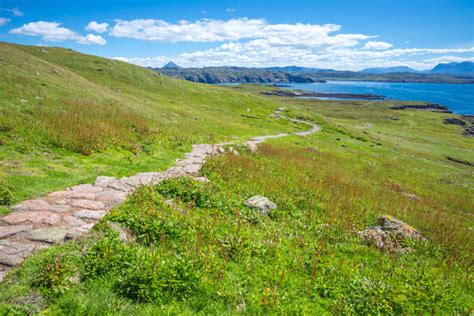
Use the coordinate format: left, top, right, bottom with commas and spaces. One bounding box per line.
359, 66, 421, 74
162, 61, 182, 69
431, 61, 474, 76
155, 65, 474, 84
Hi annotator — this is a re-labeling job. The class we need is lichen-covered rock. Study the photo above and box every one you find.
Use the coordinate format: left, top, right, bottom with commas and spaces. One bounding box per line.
358, 215, 424, 253
377, 215, 424, 241
244, 195, 277, 215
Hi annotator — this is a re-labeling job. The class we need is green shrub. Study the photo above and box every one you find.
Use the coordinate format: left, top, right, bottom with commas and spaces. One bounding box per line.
116, 251, 200, 303
32, 255, 75, 297
0, 181, 13, 206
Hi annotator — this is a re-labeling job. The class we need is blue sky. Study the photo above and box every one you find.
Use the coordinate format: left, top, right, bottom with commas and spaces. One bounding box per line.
0, 0, 473, 70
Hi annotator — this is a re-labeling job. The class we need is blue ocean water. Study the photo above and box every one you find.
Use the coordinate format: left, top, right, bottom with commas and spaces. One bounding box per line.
285, 81, 474, 114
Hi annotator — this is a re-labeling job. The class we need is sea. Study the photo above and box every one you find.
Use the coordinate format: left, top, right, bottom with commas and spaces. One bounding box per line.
283, 81, 474, 115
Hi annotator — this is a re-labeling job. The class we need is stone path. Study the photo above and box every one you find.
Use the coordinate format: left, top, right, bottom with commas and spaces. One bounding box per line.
0, 108, 319, 281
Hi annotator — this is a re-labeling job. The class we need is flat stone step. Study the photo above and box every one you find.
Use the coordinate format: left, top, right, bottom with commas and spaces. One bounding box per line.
0, 240, 36, 267
0, 225, 33, 239
27, 227, 69, 244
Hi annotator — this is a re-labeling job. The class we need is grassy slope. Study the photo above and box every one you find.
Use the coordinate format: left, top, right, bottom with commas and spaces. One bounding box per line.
0, 47, 472, 313
0, 43, 298, 206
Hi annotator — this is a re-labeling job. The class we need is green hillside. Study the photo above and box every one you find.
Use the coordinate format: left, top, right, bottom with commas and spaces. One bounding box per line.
0, 43, 472, 314
0, 42, 297, 205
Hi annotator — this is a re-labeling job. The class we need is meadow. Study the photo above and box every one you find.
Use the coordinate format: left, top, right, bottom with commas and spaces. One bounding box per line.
0, 43, 473, 314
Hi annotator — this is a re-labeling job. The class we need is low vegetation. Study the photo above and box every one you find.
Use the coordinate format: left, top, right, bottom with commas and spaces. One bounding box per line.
0, 44, 472, 314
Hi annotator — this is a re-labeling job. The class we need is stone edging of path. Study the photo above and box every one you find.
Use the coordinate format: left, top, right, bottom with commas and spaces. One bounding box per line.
0, 108, 319, 281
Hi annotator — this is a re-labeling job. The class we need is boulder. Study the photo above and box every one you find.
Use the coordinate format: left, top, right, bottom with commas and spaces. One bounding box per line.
358, 215, 424, 253
243, 195, 277, 215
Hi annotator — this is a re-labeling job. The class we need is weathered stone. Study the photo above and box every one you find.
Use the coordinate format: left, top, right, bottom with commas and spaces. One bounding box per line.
11, 199, 50, 212
377, 215, 424, 241
0, 271, 4, 282
358, 215, 424, 253
63, 215, 86, 227
182, 164, 201, 174
0, 240, 35, 266
2, 211, 61, 225
94, 176, 116, 187
27, 227, 68, 244
358, 226, 391, 250
65, 223, 95, 240
0, 225, 33, 239
243, 195, 277, 215
72, 200, 105, 210
108, 222, 134, 243
107, 180, 133, 192
49, 204, 72, 213
74, 210, 107, 220
49, 190, 96, 199
70, 184, 102, 193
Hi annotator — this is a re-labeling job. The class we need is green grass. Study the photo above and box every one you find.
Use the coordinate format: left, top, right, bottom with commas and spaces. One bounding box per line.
0, 46, 473, 314
0, 43, 300, 205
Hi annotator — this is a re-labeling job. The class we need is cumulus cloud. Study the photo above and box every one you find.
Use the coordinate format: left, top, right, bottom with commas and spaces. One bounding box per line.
363, 41, 393, 50
109, 18, 371, 48
0, 17, 10, 26
10, 21, 106, 45
86, 21, 109, 33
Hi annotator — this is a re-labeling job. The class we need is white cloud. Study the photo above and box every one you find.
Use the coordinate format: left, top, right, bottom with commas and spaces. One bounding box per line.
226, 8, 236, 12
12, 7, 23, 16
0, 17, 10, 26
363, 41, 393, 50
109, 18, 372, 48
78, 33, 107, 45
86, 21, 109, 33
10, 21, 106, 45
0, 7, 23, 16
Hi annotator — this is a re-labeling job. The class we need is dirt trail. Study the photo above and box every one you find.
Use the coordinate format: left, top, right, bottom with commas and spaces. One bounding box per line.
0, 108, 319, 281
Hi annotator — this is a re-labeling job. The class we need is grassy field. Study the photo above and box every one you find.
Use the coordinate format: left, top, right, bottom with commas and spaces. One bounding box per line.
0, 44, 473, 314
0, 43, 299, 208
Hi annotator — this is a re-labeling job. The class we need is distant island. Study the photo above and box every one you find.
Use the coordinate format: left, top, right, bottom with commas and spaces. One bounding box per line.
155, 61, 474, 84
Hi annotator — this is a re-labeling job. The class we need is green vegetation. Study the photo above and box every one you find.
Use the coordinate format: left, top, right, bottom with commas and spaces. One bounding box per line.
0, 44, 473, 314
0, 42, 298, 204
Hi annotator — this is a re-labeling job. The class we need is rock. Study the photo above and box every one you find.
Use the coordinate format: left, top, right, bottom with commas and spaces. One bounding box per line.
63, 215, 86, 227
377, 215, 424, 241
358, 215, 424, 253
0, 271, 4, 282
74, 210, 107, 220
65, 223, 95, 240
72, 200, 105, 210
358, 226, 391, 250
401, 192, 420, 201
94, 176, 116, 187
70, 184, 102, 193
0, 240, 35, 266
243, 195, 277, 215
0, 225, 33, 239
108, 222, 134, 243
107, 180, 134, 192
228, 147, 240, 156
193, 176, 209, 182
27, 227, 68, 244
2, 211, 62, 225
49, 204, 72, 213
443, 118, 466, 126
11, 199, 50, 212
